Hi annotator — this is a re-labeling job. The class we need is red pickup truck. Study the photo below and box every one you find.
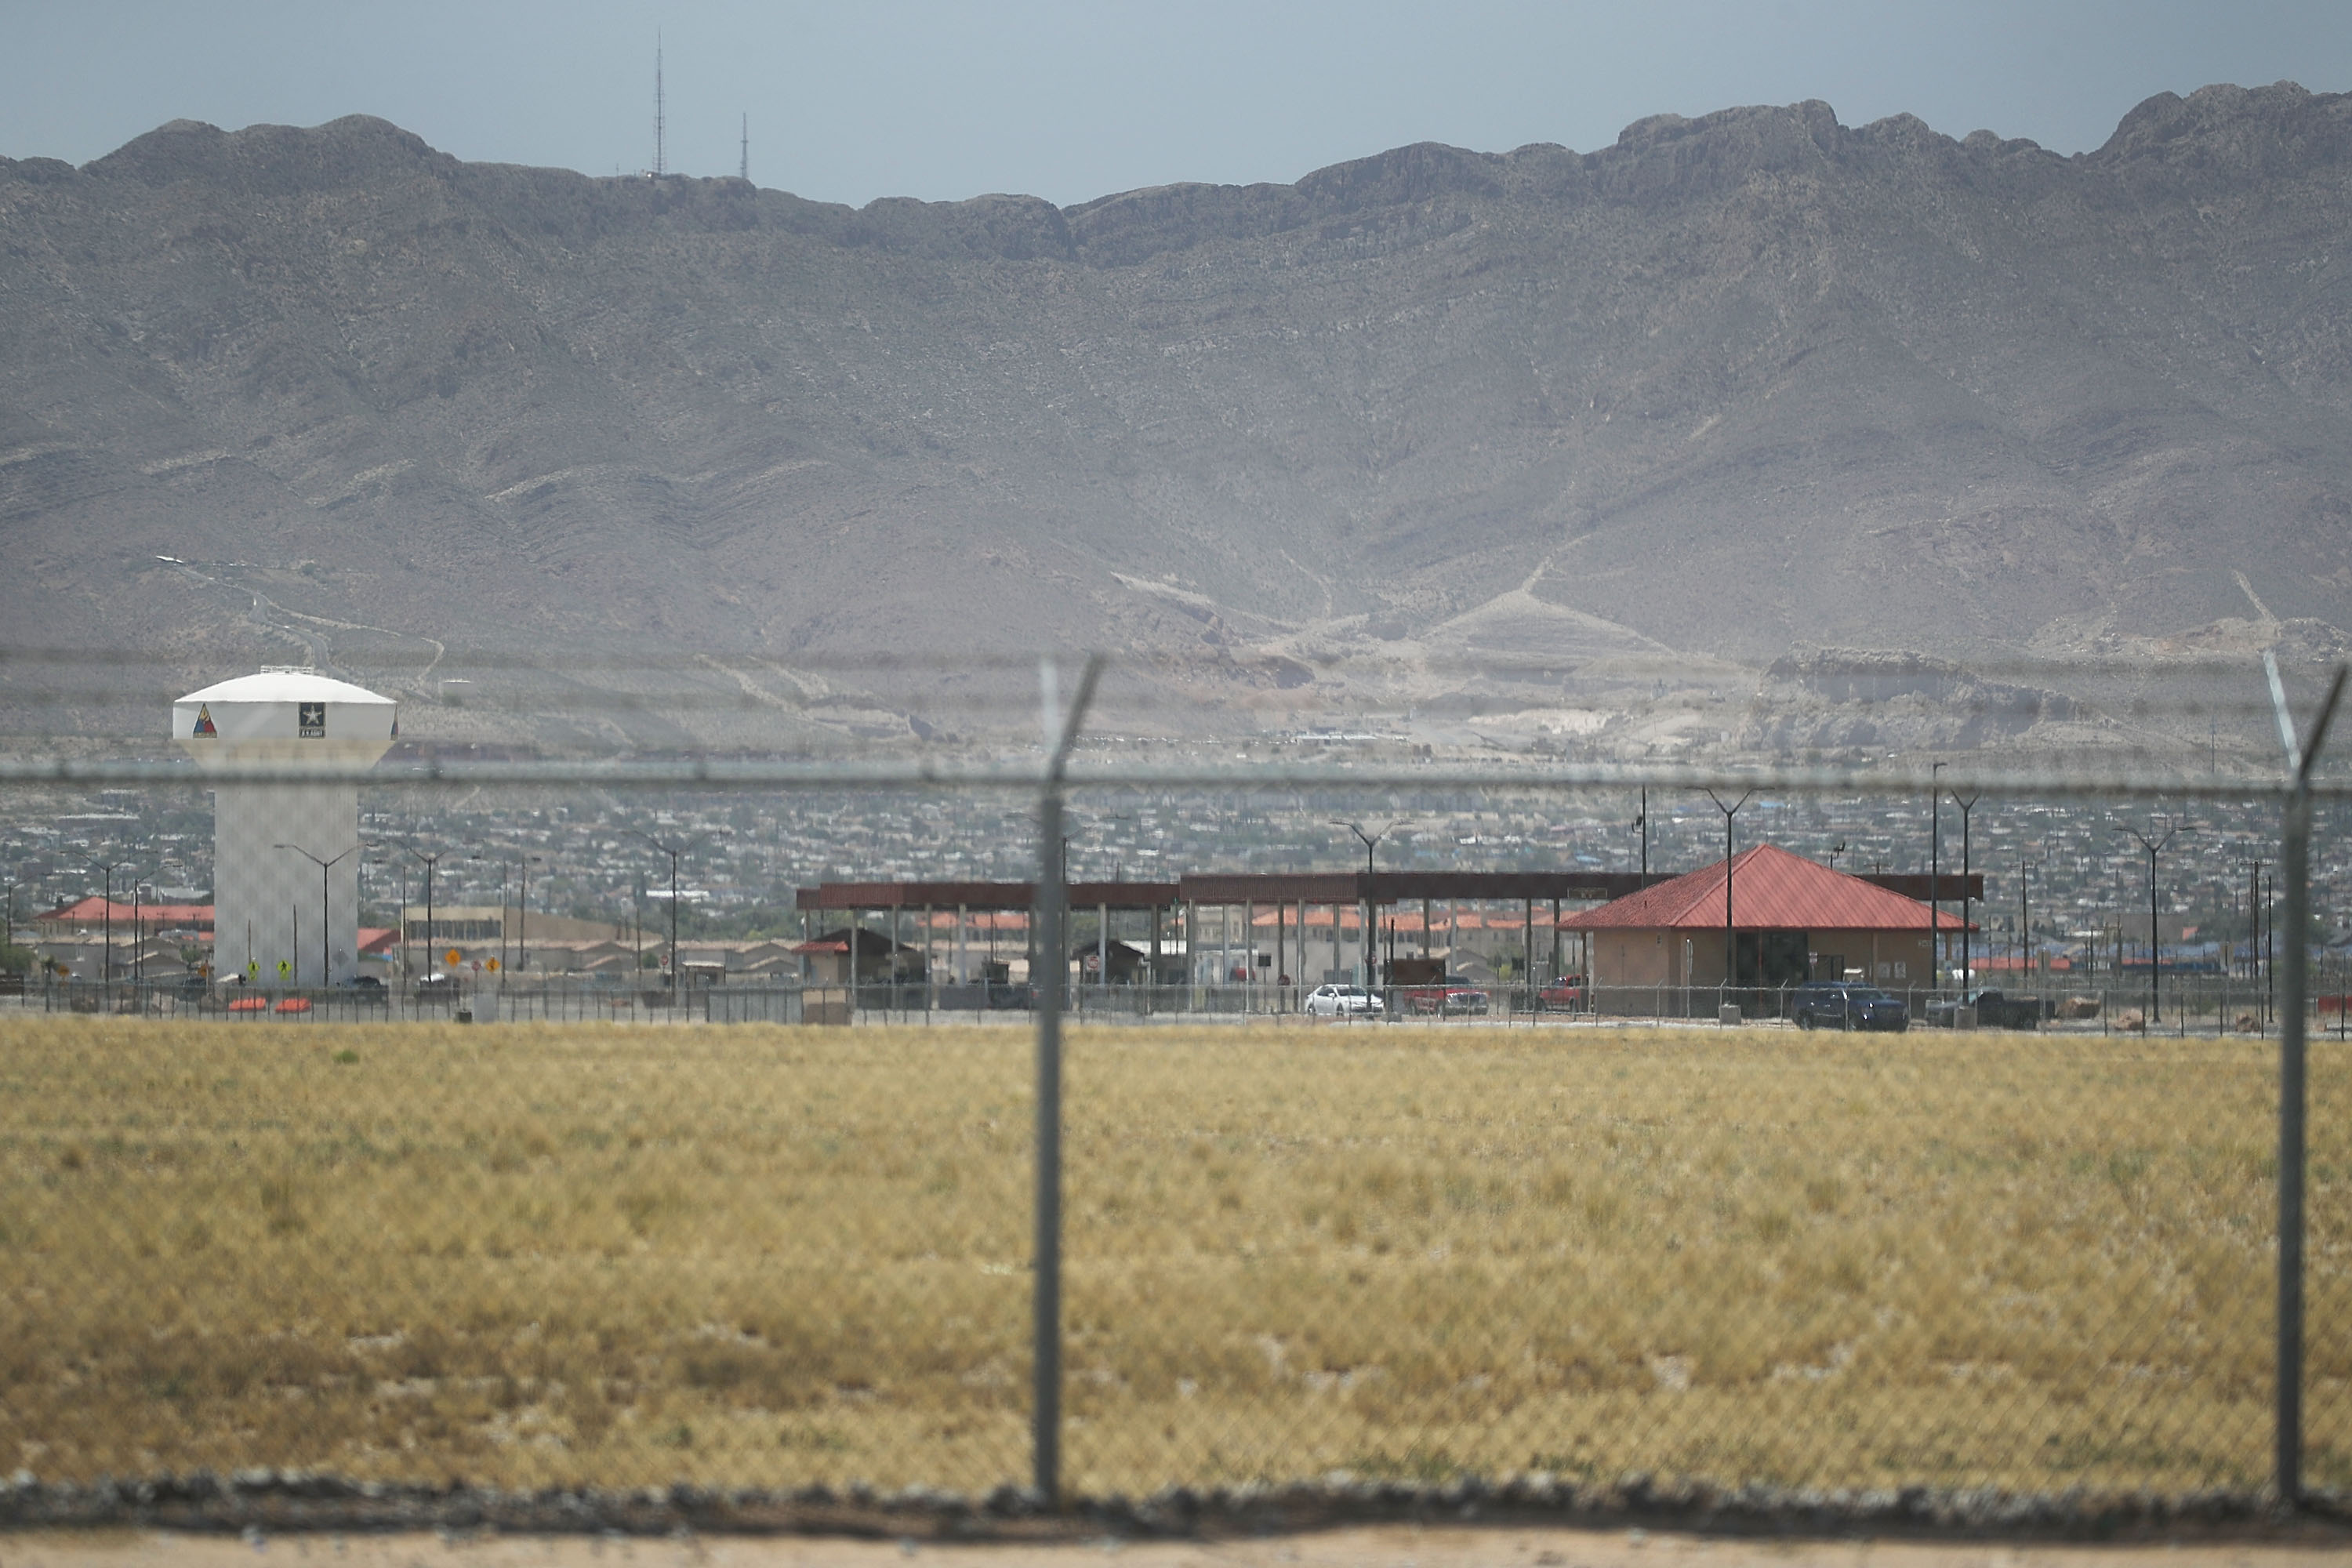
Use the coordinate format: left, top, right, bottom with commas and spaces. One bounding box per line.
1535, 975, 1588, 1012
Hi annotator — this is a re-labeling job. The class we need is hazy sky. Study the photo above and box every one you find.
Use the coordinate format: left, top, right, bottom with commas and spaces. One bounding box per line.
4, 1, 2347, 209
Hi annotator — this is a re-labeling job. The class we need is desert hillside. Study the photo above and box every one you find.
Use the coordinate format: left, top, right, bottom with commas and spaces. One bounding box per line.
2, 82, 2348, 755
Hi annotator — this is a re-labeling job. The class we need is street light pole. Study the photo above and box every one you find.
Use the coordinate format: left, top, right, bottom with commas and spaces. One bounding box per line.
632, 831, 691, 1002
406, 848, 447, 985
2118, 818, 2179, 1025
1332, 820, 1388, 992
276, 842, 358, 985
2020, 853, 2039, 985
471, 853, 508, 974
519, 855, 539, 974
82, 855, 134, 986
1705, 789, 1755, 1005
1950, 793, 1979, 994
1632, 787, 1648, 881
1929, 760, 1946, 982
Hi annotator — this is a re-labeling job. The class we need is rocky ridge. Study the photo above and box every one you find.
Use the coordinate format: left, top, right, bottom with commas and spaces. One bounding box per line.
2, 82, 2349, 756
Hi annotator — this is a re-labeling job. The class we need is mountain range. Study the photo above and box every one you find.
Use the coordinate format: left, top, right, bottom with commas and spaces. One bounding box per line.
3, 82, 2349, 760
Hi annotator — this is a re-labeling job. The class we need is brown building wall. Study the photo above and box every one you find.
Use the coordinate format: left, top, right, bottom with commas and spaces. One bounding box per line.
1589, 927, 1940, 991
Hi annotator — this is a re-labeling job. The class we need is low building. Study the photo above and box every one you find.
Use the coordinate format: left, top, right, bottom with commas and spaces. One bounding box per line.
793, 928, 927, 986
1558, 844, 1965, 1014
36, 896, 213, 938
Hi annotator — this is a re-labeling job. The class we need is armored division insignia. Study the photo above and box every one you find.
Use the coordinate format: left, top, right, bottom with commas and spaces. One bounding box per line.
192, 704, 216, 737
298, 702, 326, 738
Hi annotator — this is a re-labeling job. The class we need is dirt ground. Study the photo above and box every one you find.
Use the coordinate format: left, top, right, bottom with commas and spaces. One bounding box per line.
5, 1526, 2351, 1568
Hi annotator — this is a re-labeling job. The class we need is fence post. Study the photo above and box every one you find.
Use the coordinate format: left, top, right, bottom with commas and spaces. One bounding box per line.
2267, 655, 2347, 1508
1031, 655, 1102, 1507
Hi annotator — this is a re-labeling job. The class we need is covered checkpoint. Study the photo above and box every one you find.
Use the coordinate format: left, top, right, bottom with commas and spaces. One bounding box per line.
172, 670, 397, 986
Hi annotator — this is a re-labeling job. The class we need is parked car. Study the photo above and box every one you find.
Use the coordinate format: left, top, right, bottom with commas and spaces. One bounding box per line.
1536, 975, 1587, 1011
1305, 983, 1383, 1018
1924, 989, 2046, 1029
1443, 986, 1490, 1015
1789, 981, 1909, 1032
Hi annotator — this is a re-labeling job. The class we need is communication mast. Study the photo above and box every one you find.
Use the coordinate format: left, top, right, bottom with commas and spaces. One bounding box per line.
739, 113, 748, 182
652, 34, 666, 178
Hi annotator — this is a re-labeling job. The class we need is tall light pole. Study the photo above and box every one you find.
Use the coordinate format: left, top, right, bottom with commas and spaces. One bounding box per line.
1632, 788, 1648, 881
406, 848, 448, 982
275, 842, 358, 985
2118, 817, 2179, 1025
82, 855, 135, 985
1929, 760, 1946, 982
518, 854, 539, 973
1704, 789, 1755, 1000
2265, 865, 2277, 1026
368, 856, 396, 985
633, 830, 692, 1001
2020, 851, 2039, 983
2245, 857, 2267, 989
1332, 821, 1388, 989
1950, 793, 1979, 992
470, 852, 507, 973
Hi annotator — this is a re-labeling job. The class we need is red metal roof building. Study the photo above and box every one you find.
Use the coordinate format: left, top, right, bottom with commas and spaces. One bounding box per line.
1558, 844, 1967, 1004
35, 897, 213, 934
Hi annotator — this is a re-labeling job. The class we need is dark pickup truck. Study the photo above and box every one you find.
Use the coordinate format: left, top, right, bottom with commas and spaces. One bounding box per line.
1926, 989, 2048, 1029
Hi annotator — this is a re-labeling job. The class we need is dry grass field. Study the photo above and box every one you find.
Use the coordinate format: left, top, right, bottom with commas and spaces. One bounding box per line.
1, 1016, 2347, 1499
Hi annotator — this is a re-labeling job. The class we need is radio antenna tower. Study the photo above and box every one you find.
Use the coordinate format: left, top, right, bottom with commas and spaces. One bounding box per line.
652, 33, 666, 178
739, 113, 748, 182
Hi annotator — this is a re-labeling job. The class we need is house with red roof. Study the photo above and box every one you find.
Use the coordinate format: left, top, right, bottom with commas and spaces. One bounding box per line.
1557, 844, 1967, 1011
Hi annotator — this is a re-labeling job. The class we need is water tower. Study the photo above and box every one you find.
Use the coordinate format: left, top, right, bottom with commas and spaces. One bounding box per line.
172, 670, 397, 986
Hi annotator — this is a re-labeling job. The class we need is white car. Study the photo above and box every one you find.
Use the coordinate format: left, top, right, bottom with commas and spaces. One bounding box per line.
1304, 984, 1383, 1018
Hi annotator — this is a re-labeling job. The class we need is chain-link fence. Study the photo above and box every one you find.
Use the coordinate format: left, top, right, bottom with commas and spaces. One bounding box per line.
1054, 1022, 2298, 1496
3, 725, 2350, 1515
0, 1014, 1034, 1494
